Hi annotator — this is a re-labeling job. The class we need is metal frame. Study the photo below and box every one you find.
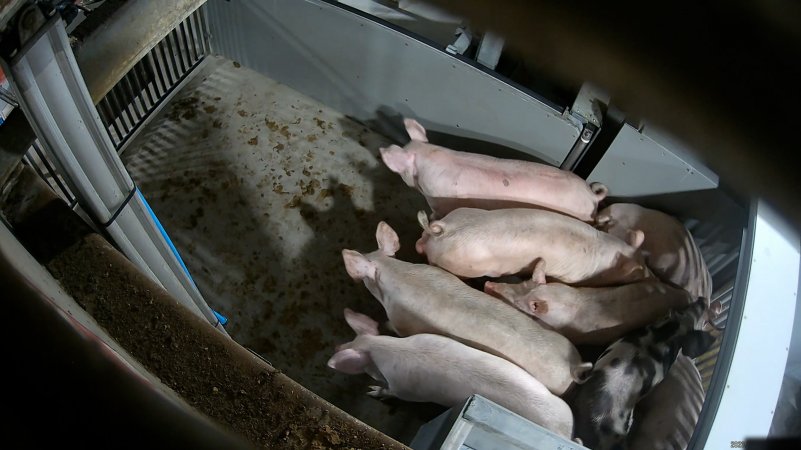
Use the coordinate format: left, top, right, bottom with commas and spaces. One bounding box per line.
5, 15, 224, 333
691, 200, 800, 449
206, 0, 582, 166
95, 6, 210, 151
74, 0, 207, 105
411, 395, 588, 450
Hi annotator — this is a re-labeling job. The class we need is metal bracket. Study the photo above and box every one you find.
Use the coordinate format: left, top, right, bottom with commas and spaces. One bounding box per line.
570, 83, 609, 128
445, 26, 472, 55
560, 123, 597, 171
559, 83, 609, 171
476, 31, 504, 70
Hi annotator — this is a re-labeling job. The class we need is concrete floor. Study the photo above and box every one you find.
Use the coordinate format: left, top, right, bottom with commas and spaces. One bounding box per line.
122, 56, 445, 443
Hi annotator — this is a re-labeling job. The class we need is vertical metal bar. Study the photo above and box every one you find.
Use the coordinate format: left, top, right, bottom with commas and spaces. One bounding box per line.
99, 97, 123, 143
168, 30, 187, 74
164, 33, 184, 79
24, 153, 57, 192
111, 85, 135, 135
96, 96, 114, 130
33, 143, 74, 203
126, 66, 147, 112
172, 24, 187, 70
116, 85, 135, 135
187, 15, 201, 62
156, 40, 176, 85
188, 17, 201, 62
130, 64, 151, 109
136, 63, 157, 107
105, 87, 126, 135
122, 73, 145, 122
187, 12, 202, 59
178, 20, 196, 65
197, 6, 211, 54
148, 52, 169, 96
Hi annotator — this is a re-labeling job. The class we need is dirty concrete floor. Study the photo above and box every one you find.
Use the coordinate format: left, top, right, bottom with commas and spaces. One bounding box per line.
122, 56, 444, 444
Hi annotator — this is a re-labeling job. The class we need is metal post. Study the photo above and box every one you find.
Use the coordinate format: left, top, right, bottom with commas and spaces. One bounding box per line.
6, 15, 226, 334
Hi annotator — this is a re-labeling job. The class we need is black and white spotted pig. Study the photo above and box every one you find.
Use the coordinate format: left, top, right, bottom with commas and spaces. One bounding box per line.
569, 298, 716, 450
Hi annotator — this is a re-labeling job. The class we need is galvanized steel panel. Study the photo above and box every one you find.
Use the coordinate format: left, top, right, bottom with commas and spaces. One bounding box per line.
205, 0, 579, 166
589, 124, 718, 196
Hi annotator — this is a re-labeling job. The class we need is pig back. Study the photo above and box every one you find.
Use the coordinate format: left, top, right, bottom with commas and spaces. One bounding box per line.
627, 354, 704, 450
544, 280, 694, 346
375, 256, 583, 395
424, 208, 637, 284
599, 204, 712, 299
364, 333, 574, 438
413, 144, 601, 221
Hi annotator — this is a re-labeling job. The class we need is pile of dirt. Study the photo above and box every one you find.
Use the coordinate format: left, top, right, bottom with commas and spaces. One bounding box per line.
7, 176, 406, 449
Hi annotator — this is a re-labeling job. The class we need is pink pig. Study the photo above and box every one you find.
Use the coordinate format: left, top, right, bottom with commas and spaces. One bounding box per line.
596, 203, 713, 300
484, 260, 693, 345
379, 118, 608, 220
416, 208, 651, 286
328, 309, 575, 439
342, 221, 591, 396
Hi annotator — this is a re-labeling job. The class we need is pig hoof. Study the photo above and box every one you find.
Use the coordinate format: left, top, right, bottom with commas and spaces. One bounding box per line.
367, 385, 395, 400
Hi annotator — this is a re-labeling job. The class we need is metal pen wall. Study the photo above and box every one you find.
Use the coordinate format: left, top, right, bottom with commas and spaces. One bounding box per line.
20, 6, 210, 210
95, 7, 210, 151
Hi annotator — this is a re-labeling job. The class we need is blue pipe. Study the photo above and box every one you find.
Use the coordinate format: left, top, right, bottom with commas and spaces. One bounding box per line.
137, 188, 228, 326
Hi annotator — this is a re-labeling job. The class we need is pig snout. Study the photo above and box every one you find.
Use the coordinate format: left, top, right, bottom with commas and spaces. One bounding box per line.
415, 234, 428, 255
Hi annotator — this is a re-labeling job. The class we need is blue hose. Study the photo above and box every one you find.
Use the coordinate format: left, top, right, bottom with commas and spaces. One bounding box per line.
137, 188, 228, 326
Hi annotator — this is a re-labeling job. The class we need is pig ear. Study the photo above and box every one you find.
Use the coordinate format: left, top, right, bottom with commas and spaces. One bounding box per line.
376, 222, 400, 256
343, 308, 380, 336
702, 299, 724, 332
531, 259, 546, 285
626, 229, 645, 249
380, 145, 415, 174
417, 210, 443, 235
590, 182, 608, 201
680, 331, 716, 358
342, 249, 376, 280
327, 348, 372, 374
417, 210, 430, 230
620, 259, 647, 280
595, 211, 614, 229
404, 118, 429, 142
571, 362, 593, 384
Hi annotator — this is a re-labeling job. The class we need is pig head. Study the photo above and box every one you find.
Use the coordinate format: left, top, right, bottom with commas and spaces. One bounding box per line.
327, 308, 386, 383
378, 118, 427, 188
570, 298, 717, 450
341, 221, 400, 306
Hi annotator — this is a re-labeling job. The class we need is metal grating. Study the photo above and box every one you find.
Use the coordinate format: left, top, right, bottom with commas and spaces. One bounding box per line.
95, 6, 210, 151
686, 219, 743, 391
22, 141, 78, 208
